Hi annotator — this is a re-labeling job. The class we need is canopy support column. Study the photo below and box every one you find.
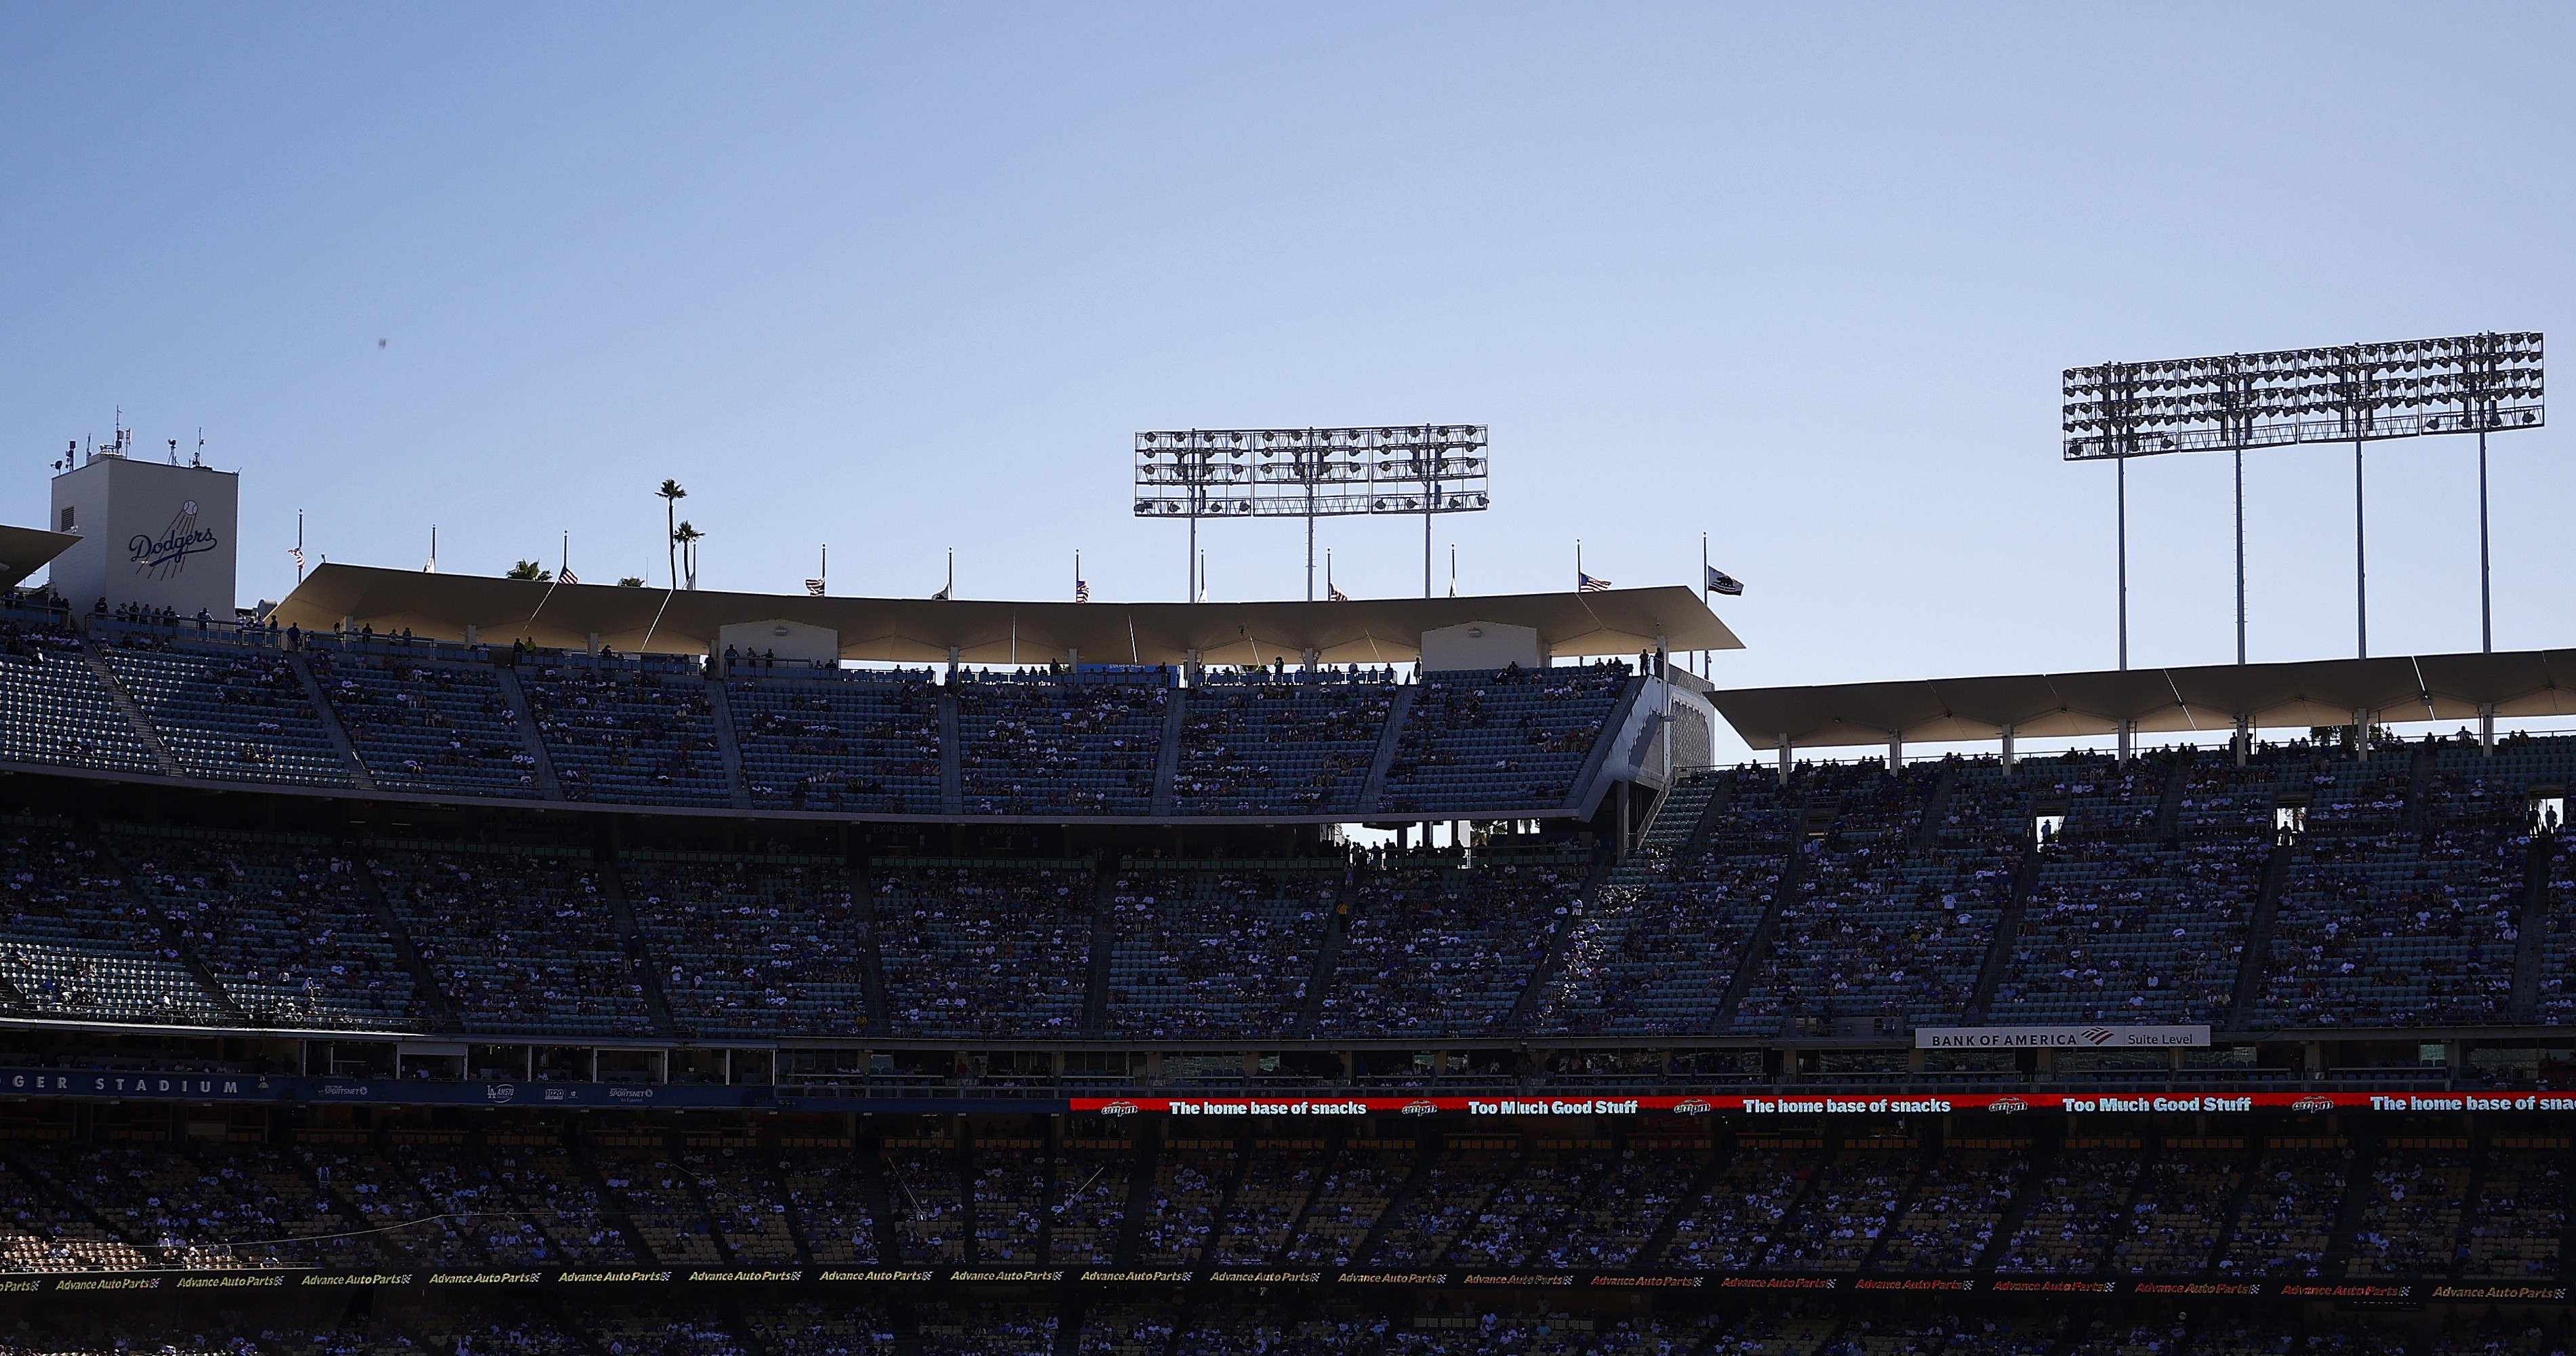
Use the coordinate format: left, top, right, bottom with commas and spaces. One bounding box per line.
2117, 719, 2133, 767
1886, 729, 1902, 774
2480, 702, 2496, 757
2000, 723, 2015, 775
1777, 736, 1791, 786
2234, 714, 2251, 768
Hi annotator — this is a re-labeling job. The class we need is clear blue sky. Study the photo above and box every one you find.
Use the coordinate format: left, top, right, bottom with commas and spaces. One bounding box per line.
4, 5, 2569, 754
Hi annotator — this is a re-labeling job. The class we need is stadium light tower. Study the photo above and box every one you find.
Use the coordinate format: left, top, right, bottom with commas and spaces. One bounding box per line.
2064, 332, 2543, 666
1134, 425, 1491, 600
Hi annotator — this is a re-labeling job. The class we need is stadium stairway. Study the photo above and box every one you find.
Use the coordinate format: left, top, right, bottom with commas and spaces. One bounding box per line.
703, 675, 754, 810
1502, 848, 1619, 1032
936, 692, 962, 816
1971, 1134, 2057, 1273
2225, 839, 2297, 1030
2318, 1134, 2381, 1279
1712, 838, 1815, 1029
573, 1141, 664, 1266
594, 841, 685, 1037
2510, 831, 2560, 1023
1348, 1140, 1437, 1269
854, 856, 891, 1029
1147, 688, 1186, 817
1563, 671, 1648, 818
491, 664, 566, 798
1854, 1126, 1941, 1273
80, 649, 182, 778
1290, 871, 1355, 1037
93, 830, 247, 1024
1080, 858, 1119, 1035
2150, 745, 2196, 843
1964, 845, 2040, 1024
2404, 740, 2441, 833
1912, 759, 1960, 850
348, 833, 462, 1031
286, 650, 378, 792
1107, 1132, 1158, 1267
1355, 686, 1415, 814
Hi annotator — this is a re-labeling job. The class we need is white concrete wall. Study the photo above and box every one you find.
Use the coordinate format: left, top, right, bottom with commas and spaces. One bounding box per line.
1417, 620, 1544, 673
47, 456, 240, 618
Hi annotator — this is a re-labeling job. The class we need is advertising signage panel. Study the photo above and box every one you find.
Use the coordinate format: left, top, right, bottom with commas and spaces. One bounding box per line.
1915, 1025, 2211, 1049
1067, 1091, 2572, 1116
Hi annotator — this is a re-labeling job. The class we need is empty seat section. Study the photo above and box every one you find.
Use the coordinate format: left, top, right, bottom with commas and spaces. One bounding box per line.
101, 639, 350, 785
0, 816, 229, 1024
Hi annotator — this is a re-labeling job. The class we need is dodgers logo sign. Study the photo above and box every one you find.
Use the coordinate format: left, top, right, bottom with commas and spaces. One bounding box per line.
129, 500, 220, 578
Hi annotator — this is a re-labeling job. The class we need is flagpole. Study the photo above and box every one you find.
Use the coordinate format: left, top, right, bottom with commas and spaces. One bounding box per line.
296, 511, 305, 584
1701, 532, 1710, 679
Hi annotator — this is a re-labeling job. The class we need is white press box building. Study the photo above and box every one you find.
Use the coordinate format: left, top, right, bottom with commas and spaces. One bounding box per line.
47, 450, 240, 620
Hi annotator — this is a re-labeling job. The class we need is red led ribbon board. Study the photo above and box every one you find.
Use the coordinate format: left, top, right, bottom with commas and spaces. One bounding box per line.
1068, 1092, 2575, 1117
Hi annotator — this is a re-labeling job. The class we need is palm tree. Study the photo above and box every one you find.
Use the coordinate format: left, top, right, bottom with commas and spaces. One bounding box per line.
672, 521, 704, 590
657, 479, 687, 589
506, 560, 552, 581
616, 576, 645, 588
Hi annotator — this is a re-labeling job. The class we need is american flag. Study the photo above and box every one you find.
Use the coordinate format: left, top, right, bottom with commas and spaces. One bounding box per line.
1074, 578, 1089, 603
1578, 571, 1612, 593
560, 567, 579, 585
805, 579, 826, 597
287, 546, 304, 570
1327, 583, 1350, 602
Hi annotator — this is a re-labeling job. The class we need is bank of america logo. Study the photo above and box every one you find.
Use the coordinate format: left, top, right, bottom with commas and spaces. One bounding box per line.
2082, 1026, 2116, 1045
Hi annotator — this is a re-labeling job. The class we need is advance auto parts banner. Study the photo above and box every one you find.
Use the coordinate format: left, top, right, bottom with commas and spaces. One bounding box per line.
10, 1267, 2562, 1304
1068, 1092, 2576, 1117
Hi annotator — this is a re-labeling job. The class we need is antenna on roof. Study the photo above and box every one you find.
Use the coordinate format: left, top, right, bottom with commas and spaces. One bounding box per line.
194, 428, 205, 468
168, 439, 178, 465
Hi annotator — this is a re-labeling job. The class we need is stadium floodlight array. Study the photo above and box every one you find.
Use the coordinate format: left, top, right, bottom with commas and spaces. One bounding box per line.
2061, 333, 2542, 458
2061, 332, 2543, 676
1134, 424, 1490, 600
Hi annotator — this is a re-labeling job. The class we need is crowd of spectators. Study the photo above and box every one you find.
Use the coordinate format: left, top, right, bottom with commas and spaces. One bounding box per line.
369, 840, 656, 1036
0, 820, 231, 1023
1990, 840, 2261, 1026
112, 825, 422, 1029
957, 675, 1166, 816
731, 673, 943, 814
1099, 862, 1334, 1038
1381, 662, 1629, 814
307, 648, 540, 797
1308, 855, 1580, 1037
521, 662, 730, 806
624, 850, 868, 1036
1175, 671, 1395, 816
872, 860, 1093, 1037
